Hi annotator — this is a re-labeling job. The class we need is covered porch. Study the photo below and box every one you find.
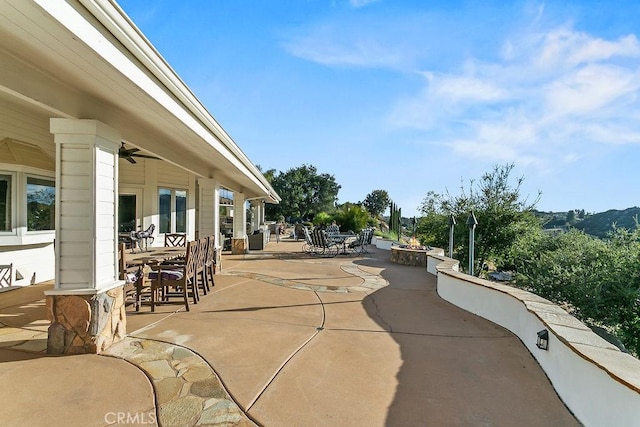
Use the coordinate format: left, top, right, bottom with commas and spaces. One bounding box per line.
0, 0, 279, 354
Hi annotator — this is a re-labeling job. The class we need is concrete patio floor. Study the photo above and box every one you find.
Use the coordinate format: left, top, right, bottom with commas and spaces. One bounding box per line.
0, 238, 579, 426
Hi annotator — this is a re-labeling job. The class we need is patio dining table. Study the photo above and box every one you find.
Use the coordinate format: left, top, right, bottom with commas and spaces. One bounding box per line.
124, 246, 187, 267
329, 233, 357, 255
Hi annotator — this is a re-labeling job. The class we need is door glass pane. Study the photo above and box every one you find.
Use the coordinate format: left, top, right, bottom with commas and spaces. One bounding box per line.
0, 175, 10, 231
175, 190, 187, 233
118, 194, 136, 232
27, 177, 55, 231
159, 188, 171, 233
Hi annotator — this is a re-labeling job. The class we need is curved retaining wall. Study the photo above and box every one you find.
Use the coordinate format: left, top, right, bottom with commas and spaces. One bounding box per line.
428, 253, 640, 426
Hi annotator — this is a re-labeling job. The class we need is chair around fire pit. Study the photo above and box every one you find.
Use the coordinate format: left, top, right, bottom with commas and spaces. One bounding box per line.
348, 228, 373, 255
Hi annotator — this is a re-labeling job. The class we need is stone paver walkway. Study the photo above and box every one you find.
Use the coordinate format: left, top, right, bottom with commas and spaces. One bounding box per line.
105, 337, 253, 426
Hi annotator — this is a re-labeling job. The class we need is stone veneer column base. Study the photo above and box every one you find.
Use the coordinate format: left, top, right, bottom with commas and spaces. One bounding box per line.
46, 286, 127, 354
231, 237, 247, 255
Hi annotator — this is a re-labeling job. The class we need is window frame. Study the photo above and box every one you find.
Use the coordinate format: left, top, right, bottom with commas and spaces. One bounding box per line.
158, 187, 188, 235
0, 171, 16, 235
0, 167, 55, 245
25, 174, 56, 233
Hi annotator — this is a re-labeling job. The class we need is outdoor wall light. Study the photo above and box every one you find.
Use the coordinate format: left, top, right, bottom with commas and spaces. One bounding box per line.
536, 329, 549, 350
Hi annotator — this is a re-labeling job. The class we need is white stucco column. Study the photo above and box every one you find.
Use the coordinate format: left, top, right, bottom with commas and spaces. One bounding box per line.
45, 119, 126, 354
232, 191, 247, 254
198, 178, 216, 238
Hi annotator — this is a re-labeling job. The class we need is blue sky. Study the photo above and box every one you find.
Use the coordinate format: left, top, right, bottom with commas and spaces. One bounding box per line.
118, 0, 640, 217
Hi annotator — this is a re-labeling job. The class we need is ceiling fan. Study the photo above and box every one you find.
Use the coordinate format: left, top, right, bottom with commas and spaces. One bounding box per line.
118, 142, 160, 164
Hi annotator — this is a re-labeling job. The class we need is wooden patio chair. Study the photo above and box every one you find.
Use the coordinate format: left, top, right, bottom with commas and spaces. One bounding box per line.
164, 233, 187, 247
0, 263, 13, 288
118, 243, 149, 311
195, 237, 209, 297
148, 240, 198, 312
204, 235, 216, 289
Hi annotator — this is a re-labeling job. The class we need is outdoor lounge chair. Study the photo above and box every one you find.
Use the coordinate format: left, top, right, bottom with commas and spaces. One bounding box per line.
348, 228, 374, 255
302, 226, 317, 254
311, 228, 339, 257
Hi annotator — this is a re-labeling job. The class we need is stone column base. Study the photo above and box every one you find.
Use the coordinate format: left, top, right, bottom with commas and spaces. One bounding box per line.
46, 286, 127, 354
231, 237, 247, 255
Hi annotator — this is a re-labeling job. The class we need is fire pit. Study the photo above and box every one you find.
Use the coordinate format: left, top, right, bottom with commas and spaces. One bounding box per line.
390, 237, 432, 266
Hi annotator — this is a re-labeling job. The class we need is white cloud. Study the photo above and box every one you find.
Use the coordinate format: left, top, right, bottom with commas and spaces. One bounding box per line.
535, 28, 640, 69
388, 23, 640, 172
349, 0, 381, 8
426, 73, 508, 103
544, 64, 640, 116
284, 30, 410, 68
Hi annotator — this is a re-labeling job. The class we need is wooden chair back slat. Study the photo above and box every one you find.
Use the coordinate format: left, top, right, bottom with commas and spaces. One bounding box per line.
0, 263, 13, 288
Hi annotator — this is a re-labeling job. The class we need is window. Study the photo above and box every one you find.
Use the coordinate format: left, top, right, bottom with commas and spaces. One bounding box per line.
158, 188, 187, 234
118, 194, 137, 233
176, 190, 186, 233
26, 176, 55, 231
0, 174, 11, 232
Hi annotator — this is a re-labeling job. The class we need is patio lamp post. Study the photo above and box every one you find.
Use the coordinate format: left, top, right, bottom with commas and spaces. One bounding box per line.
448, 214, 456, 258
467, 211, 478, 276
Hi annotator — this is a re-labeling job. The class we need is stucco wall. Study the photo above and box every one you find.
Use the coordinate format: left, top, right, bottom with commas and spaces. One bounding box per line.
431, 253, 640, 426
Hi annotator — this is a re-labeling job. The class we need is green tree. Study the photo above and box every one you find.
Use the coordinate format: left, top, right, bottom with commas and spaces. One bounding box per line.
417, 163, 541, 274
333, 203, 370, 233
265, 164, 341, 222
363, 190, 390, 218
509, 227, 640, 356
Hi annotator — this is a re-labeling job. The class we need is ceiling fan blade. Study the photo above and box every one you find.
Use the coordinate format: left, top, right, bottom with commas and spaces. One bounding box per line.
125, 155, 137, 164
131, 153, 161, 160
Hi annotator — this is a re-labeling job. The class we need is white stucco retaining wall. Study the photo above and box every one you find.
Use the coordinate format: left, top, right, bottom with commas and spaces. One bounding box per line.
431, 254, 640, 426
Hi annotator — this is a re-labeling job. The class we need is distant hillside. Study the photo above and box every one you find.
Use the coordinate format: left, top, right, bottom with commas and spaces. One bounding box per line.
572, 207, 640, 239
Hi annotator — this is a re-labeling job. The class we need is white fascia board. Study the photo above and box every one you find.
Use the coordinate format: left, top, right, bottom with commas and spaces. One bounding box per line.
33, 0, 277, 200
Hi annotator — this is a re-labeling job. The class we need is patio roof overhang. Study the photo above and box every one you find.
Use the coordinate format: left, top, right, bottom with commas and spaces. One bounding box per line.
0, 0, 280, 203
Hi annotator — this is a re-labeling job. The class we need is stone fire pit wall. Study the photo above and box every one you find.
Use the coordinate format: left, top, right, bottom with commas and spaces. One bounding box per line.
390, 246, 429, 267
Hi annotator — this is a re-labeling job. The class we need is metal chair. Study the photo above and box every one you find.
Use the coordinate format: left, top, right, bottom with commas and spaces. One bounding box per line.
348, 228, 373, 255
311, 229, 339, 258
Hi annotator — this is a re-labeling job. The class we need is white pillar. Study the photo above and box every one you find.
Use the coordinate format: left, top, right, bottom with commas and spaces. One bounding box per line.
45, 119, 126, 354
49, 119, 121, 293
232, 191, 247, 254
198, 178, 216, 238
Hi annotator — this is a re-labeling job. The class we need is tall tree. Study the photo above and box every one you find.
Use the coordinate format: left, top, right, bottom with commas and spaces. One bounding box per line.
417, 163, 541, 274
363, 189, 390, 218
265, 164, 341, 221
